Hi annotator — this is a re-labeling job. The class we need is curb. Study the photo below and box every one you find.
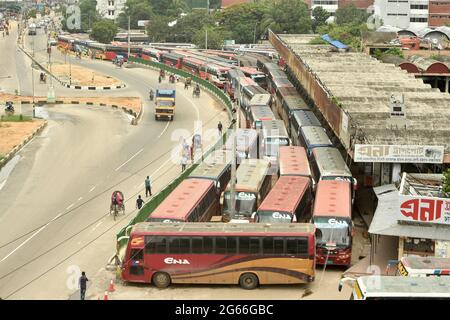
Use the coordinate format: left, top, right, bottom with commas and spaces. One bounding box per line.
64, 83, 127, 91
0, 120, 48, 170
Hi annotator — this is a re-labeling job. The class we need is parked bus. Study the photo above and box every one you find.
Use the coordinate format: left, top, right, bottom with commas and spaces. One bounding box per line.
253, 176, 313, 223
310, 147, 357, 194
121, 222, 316, 288
277, 93, 311, 135
260, 120, 290, 173
351, 276, 450, 300
394, 256, 450, 277
226, 69, 245, 100
221, 159, 271, 221
147, 179, 219, 223
248, 105, 275, 130
223, 128, 259, 162
278, 146, 312, 181
298, 126, 333, 156
188, 150, 232, 194
290, 110, 321, 146
240, 85, 268, 111
240, 66, 267, 88
311, 180, 353, 267
236, 77, 257, 106
161, 52, 183, 69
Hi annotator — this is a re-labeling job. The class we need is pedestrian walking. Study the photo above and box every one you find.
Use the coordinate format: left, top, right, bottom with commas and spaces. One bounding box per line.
79, 271, 89, 300
181, 155, 188, 172
145, 176, 152, 197
136, 195, 145, 210
218, 121, 223, 136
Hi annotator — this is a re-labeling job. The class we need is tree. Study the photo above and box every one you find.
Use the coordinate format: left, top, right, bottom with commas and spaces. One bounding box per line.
192, 26, 232, 49
79, 0, 101, 32
316, 22, 369, 50
443, 168, 450, 197
150, 0, 189, 17
90, 19, 118, 43
216, 3, 266, 43
261, 0, 311, 35
335, 3, 370, 26
146, 15, 173, 42
172, 9, 215, 42
312, 6, 330, 33
27, 8, 37, 19
117, 0, 153, 29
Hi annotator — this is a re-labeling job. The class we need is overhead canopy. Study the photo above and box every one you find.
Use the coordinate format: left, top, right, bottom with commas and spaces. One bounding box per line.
369, 185, 450, 241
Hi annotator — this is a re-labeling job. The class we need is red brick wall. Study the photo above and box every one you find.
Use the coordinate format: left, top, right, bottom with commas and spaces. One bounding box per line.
338, 0, 374, 9
429, 15, 450, 27
429, 1, 450, 14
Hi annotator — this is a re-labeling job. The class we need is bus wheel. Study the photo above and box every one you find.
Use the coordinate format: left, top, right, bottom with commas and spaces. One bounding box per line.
152, 272, 171, 288
239, 273, 259, 290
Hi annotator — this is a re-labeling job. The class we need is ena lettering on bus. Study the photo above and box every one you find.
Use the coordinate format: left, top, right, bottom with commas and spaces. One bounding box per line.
272, 212, 291, 220
164, 257, 190, 265
237, 192, 256, 200
328, 218, 349, 226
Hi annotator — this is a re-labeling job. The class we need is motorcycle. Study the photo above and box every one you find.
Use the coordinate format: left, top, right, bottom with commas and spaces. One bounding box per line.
5, 102, 14, 116
149, 91, 154, 101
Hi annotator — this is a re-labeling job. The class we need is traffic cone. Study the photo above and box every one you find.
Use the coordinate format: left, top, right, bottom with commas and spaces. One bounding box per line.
103, 291, 108, 300
109, 279, 115, 292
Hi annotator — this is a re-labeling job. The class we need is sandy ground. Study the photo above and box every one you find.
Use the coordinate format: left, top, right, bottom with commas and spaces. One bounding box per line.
0, 93, 142, 115
0, 119, 45, 156
51, 63, 123, 87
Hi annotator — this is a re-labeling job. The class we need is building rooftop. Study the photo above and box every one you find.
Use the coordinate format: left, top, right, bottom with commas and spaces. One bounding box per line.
270, 33, 450, 161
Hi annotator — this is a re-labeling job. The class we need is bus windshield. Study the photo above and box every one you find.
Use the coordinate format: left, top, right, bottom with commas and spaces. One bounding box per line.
314, 217, 351, 247
265, 138, 290, 157
223, 191, 257, 217
257, 211, 292, 223
157, 100, 174, 107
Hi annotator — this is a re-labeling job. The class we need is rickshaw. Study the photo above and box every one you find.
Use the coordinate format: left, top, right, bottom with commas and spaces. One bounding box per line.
184, 77, 192, 90
4, 101, 14, 116
110, 190, 125, 220
192, 85, 200, 98
159, 69, 165, 80
169, 74, 175, 83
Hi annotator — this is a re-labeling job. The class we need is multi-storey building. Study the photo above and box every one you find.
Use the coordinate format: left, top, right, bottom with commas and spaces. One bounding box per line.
96, 0, 126, 20
429, 0, 450, 27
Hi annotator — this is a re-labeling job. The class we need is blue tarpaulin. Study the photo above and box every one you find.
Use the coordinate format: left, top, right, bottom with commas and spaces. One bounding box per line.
321, 34, 349, 50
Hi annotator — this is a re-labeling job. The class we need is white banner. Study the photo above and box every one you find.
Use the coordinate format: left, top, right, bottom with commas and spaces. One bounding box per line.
399, 195, 450, 225
354, 144, 444, 163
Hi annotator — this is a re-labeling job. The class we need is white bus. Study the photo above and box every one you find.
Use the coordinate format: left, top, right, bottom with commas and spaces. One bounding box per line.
223, 128, 259, 162
351, 276, 450, 300
260, 120, 290, 174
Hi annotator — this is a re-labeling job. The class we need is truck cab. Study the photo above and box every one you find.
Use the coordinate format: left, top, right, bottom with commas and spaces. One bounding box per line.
155, 89, 175, 121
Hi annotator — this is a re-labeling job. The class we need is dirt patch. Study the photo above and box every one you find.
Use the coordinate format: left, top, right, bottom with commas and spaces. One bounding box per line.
0, 120, 45, 156
51, 63, 122, 87
0, 93, 142, 115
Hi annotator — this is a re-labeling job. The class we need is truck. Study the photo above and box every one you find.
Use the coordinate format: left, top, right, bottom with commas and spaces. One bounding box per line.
155, 89, 175, 121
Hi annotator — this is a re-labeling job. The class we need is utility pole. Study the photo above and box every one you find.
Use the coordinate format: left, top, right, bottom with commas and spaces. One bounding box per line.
127, 15, 130, 59
229, 108, 237, 222
31, 35, 35, 105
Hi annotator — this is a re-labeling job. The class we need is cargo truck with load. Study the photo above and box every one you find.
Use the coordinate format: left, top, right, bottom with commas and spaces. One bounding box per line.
155, 89, 175, 121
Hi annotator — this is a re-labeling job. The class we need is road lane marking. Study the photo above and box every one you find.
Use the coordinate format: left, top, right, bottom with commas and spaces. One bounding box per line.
157, 121, 170, 138
78, 197, 83, 201
0, 225, 47, 262
89, 186, 96, 193
115, 148, 144, 172
66, 203, 75, 210
92, 221, 103, 231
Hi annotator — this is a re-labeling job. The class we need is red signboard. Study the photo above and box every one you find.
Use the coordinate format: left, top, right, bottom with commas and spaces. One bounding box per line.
399, 195, 450, 225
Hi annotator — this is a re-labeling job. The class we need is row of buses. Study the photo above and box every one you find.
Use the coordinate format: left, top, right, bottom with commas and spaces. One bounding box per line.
120, 55, 359, 289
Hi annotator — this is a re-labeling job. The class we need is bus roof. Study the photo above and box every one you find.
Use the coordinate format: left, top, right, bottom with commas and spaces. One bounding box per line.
250, 105, 274, 120
228, 69, 245, 79
226, 159, 270, 192
188, 151, 232, 181
261, 120, 289, 138
238, 77, 257, 87
243, 85, 267, 96
240, 66, 264, 75
268, 69, 286, 79
283, 95, 310, 112
224, 128, 258, 152
279, 146, 311, 177
148, 179, 214, 221
258, 176, 311, 214
313, 180, 352, 218
277, 86, 298, 98
301, 126, 332, 148
292, 110, 321, 128
402, 256, 450, 271
263, 62, 280, 71
250, 94, 271, 107
132, 221, 316, 236
357, 276, 450, 298
272, 77, 293, 88
312, 147, 352, 178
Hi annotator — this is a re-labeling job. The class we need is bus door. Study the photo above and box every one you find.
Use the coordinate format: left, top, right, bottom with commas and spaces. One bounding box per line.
124, 235, 147, 282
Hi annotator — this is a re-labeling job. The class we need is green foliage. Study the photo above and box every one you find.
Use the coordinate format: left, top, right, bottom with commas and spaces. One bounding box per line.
260, 0, 311, 35
150, 0, 189, 17
309, 37, 327, 45
317, 22, 368, 50
146, 15, 173, 42
27, 8, 37, 19
373, 47, 404, 59
192, 26, 232, 49
444, 169, 450, 197
172, 9, 215, 42
90, 19, 118, 43
216, 3, 265, 43
79, 0, 101, 32
117, 0, 153, 29
312, 6, 330, 33
0, 115, 32, 122
335, 3, 370, 26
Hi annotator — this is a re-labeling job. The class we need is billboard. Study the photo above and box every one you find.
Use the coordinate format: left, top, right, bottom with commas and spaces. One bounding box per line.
399, 195, 450, 225
354, 144, 444, 164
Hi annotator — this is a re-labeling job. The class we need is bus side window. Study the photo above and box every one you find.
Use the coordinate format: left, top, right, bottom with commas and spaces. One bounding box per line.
263, 238, 274, 255
130, 249, 143, 261
239, 237, 250, 254
249, 237, 261, 254
215, 237, 227, 254
203, 237, 214, 254
155, 236, 168, 253
274, 237, 284, 254
168, 237, 181, 254
192, 237, 203, 254
226, 237, 237, 255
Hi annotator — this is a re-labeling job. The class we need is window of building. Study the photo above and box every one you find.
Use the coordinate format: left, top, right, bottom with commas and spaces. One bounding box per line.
410, 17, 428, 22
410, 4, 428, 9
387, 13, 408, 16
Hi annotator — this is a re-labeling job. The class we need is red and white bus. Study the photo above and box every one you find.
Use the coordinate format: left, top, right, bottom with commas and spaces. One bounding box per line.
253, 176, 313, 223
121, 222, 316, 288
311, 180, 353, 267
240, 66, 267, 89
278, 146, 312, 181
146, 179, 219, 223
161, 52, 183, 69
181, 56, 204, 77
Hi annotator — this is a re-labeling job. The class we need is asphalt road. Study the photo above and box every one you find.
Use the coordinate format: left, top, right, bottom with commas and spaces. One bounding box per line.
0, 22, 229, 299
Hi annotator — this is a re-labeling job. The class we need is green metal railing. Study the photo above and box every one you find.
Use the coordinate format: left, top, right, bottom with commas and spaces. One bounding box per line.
116, 57, 234, 252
